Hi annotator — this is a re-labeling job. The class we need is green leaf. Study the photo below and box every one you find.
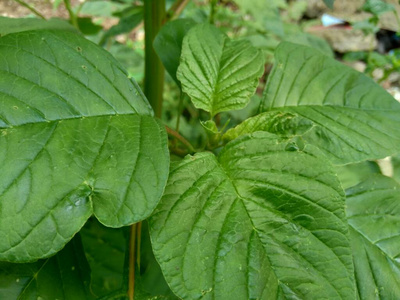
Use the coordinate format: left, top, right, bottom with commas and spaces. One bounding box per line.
77, 17, 103, 35
0, 17, 77, 36
346, 175, 400, 299
0, 235, 93, 299
150, 132, 355, 299
154, 18, 196, 87
233, 0, 285, 36
362, 0, 395, 16
0, 30, 169, 262
222, 110, 313, 143
177, 23, 265, 116
80, 218, 128, 298
323, 0, 335, 9
100, 6, 143, 46
260, 42, 400, 164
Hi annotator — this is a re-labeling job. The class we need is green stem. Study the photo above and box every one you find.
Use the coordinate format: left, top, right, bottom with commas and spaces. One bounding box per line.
165, 0, 190, 22
166, 125, 195, 153
144, 0, 166, 118
63, 0, 79, 29
209, 0, 218, 24
14, 0, 46, 19
128, 224, 137, 300
175, 92, 185, 131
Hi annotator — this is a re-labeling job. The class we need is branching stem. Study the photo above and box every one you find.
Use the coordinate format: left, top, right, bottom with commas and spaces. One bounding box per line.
14, 0, 46, 19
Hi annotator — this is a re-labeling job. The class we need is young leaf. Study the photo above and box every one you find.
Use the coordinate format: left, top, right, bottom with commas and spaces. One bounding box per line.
0, 30, 169, 262
177, 23, 265, 116
260, 42, 400, 164
222, 110, 313, 143
150, 132, 356, 299
346, 175, 400, 299
0, 235, 93, 299
153, 18, 197, 87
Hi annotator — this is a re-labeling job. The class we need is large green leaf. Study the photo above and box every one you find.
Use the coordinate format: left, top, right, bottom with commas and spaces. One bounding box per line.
0, 235, 93, 299
0, 17, 77, 36
150, 132, 355, 299
0, 30, 169, 262
154, 18, 196, 87
177, 23, 265, 116
346, 175, 400, 299
260, 42, 400, 164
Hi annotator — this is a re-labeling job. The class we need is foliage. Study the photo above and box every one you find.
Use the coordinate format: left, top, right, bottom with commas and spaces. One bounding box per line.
1, 0, 400, 299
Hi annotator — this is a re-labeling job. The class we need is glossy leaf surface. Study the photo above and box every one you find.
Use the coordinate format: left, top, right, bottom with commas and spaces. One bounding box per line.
177, 23, 265, 116
150, 132, 355, 299
346, 175, 400, 299
0, 30, 169, 262
260, 42, 400, 164
0, 235, 93, 299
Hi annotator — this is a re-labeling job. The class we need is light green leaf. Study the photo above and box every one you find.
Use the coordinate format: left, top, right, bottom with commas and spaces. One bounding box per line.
222, 110, 313, 143
0, 235, 93, 299
150, 132, 355, 299
177, 23, 265, 116
260, 42, 400, 164
0, 17, 77, 36
0, 30, 169, 262
346, 175, 400, 299
154, 18, 197, 87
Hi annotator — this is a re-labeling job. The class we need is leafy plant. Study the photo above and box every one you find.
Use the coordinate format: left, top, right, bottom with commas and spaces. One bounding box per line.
1, 0, 400, 299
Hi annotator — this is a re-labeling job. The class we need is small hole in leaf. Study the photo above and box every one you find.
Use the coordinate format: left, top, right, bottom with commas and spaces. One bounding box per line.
82, 65, 87, 70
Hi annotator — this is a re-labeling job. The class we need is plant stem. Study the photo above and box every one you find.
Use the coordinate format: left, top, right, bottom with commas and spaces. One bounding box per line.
175, 92, 185, 131
144, 0, 166, 118
63, 0, 79, 29
209, 0, 218, 24
128, 224, 137, 300
136, 221, 142, 271
14, 0, 46, 19
166, 125, 195, 153
165, 0, 190, 22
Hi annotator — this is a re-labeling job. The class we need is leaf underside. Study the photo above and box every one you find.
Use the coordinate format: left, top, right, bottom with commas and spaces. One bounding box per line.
0, 30, 169, 262
346, 175, 400, 299
177, 23, 265, 116
260, 42, 400, 164
150, 132, 356, 299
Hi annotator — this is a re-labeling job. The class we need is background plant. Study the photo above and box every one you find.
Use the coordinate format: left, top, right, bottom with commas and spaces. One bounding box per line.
1, 0, 400, 299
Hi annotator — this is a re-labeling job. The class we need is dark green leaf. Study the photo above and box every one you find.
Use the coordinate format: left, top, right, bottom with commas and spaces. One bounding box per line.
154, 18, 197, 87
81, 218, 128, 298
323, 0, 335, 9
177, 24, 265, 116
346, 175, 400, 299
150, 133, 355, 299
0, 30, 169, 262
260, 42, 400, 164
77, 17, 103, 35
0, 235, 93, 299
